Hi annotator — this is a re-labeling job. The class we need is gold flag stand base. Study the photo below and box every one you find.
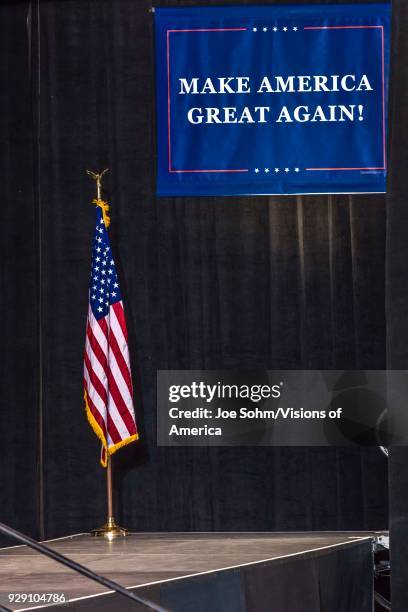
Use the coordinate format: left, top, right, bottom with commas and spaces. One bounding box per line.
91, 516, 129, 540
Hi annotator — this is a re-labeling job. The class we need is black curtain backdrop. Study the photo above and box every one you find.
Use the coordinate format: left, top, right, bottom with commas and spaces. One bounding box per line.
386, 0, 408, 608
0, 0, 390, 545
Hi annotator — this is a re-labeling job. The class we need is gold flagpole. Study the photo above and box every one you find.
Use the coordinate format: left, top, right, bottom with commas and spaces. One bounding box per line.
91, 455, 128, 539
86, 169, 129, 540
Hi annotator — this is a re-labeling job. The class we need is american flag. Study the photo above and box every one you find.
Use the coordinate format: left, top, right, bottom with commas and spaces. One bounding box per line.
84, 204, 138, 466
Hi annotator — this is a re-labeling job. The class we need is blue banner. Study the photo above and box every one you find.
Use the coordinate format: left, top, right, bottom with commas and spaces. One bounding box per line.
154, 4, 390, 196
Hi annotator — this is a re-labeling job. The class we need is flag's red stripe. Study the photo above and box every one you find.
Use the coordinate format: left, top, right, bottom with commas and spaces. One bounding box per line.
87, 316, 136, 441
87, 323, 108, 373
109, 328, 133, 396
85, 275, 137, 458
85, 376, 122, 445
84, 382, 107, 437
112, 301, 129, 341
84, 358, 123, 445
98, 316, 109, 339
108, 371, 137, 435
84, 351, 108, 405
106, 411, 122, 444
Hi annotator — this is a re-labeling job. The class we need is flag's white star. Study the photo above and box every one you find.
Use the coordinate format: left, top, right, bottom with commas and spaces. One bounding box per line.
114, 282, 119, 288
98, 297, 103, 303
293, 26, 298, 31
106, 301, 109, 306
97, 237, 102, 243
285, 167, 290, 172
95, 256, 100, 262
110, 260, 114, 265
98, 307, 103, 312
111, 292, 117, 297
283, 26, 288, 31
94, 266, 99, 271
99, 288, 104, 294
101, 270, 106, 275
295, 167, 300, 172
253, 27, 257, 32
102, 260, 107, 266
91, 294, 96, 300
273, 26, 278, 32
108, 269, 113, 275
255, 168, 259, 173
101, 279, 105, 285
96, 247, 101, 253
263, 27, 268, 32
274, 168, 280, 173
264, 168, 270, 173
100, 218, 104, 224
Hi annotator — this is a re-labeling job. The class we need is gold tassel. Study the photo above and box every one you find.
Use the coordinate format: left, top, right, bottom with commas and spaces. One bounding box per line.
92, 198, 111, 228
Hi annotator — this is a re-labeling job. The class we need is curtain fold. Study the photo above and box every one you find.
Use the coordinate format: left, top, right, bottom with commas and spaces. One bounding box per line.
0, 1, 40, 544
386, 0, 408, 608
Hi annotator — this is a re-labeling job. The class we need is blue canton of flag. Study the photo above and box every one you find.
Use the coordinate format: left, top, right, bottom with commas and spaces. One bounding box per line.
90, 209, 122, 320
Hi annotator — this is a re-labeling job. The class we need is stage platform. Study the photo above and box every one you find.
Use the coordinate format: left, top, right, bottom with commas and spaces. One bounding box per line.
0, 532, 378, 611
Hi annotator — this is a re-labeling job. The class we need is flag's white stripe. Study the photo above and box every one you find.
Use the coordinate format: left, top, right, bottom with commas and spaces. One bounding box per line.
109, 307, 136, 430
86, 305, 136, 447
108, 330, 134, 413
110, 304, 132, 369
88, 309, 108, 352
107, 392, 131, 440
84, 363, 107, 420
85, 339, 108, 386
87, 322, 109, 368
89, 307, 132, 396
110, 302, 128, 348
85, 341, 130, 441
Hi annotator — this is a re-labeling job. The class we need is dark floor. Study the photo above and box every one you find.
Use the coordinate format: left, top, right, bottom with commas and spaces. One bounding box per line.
0, 532, 381, 610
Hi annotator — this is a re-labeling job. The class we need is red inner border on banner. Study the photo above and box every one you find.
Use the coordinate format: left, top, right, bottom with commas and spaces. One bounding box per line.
166, 26, 386, 174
